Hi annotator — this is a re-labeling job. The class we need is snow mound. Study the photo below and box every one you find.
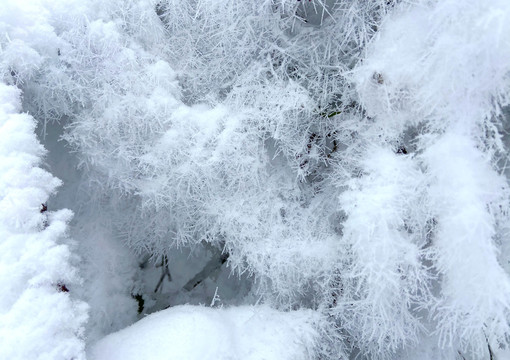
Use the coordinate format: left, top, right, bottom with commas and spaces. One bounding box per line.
0, 83, 88, 360
90, 305, 320, 360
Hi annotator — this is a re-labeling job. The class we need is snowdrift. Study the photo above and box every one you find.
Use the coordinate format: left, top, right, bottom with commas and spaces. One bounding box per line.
90, 305, 319, 360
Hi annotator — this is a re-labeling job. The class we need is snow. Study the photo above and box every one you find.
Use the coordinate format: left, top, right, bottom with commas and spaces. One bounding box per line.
422, 132, 510, 350
39, 120, 141, 343
0, 83, 87, 360
90, 305, 320, 360
2, 0, 510, 359
355, 0, 510, 136
337, 147, 427, 357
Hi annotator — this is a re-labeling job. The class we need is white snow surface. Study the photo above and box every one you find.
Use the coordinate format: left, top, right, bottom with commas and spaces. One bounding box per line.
0, 83, 88, 360
90, 305, 320, 360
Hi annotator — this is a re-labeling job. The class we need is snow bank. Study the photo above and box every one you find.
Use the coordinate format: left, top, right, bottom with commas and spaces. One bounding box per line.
90, 305, 320, 360
0, 83, 88, 360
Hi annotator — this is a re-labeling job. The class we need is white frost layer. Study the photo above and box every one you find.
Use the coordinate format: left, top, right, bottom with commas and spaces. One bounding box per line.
90, 305, 319, 360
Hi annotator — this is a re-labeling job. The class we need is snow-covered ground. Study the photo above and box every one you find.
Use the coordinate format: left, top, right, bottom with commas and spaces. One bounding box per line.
90, 305, 320, 360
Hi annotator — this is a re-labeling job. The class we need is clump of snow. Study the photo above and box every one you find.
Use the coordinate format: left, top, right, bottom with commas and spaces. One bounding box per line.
422, 132, 510, 353
90, 305, 321, 360
337, 147, 429, 358
355, 0, 510, 137
0, 83, 88, 360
